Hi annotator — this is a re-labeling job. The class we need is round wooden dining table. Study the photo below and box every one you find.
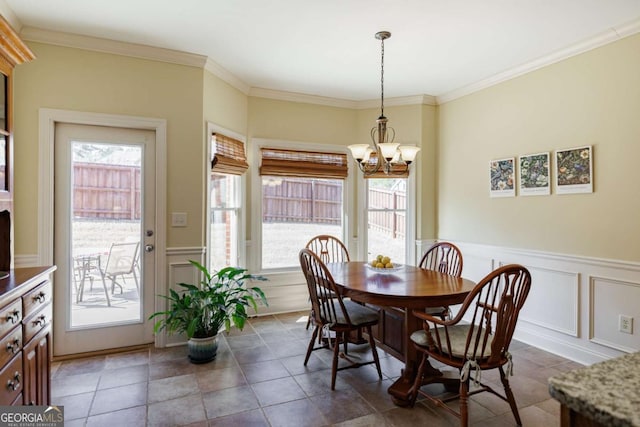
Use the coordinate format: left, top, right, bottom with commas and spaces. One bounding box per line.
325, 261, 477, 406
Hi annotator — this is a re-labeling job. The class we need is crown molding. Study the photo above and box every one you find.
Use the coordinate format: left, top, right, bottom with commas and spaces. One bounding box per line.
356, 94, 437, 109
249, 88, 436, 109
249, 87, 359, 109
437, 17, 640, 104
204, 58, 251, 95
19, 26, 207, 68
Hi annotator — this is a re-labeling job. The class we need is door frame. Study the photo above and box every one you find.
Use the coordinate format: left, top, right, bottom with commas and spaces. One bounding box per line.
38, 108, 168, 347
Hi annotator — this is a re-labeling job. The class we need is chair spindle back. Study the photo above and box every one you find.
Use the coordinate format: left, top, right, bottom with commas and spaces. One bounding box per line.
305, 235, 350, 264
419, 242, 463, 277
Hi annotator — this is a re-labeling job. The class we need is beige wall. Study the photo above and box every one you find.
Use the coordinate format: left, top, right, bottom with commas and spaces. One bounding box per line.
438, 33, 640, 261
203, 70, 248, 136
13, 42, 206, 253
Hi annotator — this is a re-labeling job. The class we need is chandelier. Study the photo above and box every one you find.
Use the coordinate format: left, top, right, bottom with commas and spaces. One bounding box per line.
348, 31, 420, 176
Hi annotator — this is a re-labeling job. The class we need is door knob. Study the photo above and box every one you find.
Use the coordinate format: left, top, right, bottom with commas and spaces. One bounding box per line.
145, 244, 154, 253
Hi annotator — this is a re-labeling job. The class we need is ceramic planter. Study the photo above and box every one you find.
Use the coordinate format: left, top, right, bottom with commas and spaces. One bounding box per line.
187, 335, 218, 364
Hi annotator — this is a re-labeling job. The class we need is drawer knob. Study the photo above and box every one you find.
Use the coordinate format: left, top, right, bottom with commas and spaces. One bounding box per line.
33, 315, 47, 326
6, 372, 20, 391
33, 292, 46, 303
6, 338, 19, 354
5, 310, 19, 324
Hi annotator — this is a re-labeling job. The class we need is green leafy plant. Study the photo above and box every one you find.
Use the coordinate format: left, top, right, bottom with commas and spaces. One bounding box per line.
149, 260, 268, 338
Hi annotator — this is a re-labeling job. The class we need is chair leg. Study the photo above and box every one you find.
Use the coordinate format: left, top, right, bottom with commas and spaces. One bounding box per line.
110, 276, 124, 295
499, 366, 522, 426
304, 325, 319, 366
100, 275, 111, 307
305, 309, 312, 330
459, 378, 470, 427
366, 325, 382, 380
331, 331, 341, 390
132, 269, 139, 295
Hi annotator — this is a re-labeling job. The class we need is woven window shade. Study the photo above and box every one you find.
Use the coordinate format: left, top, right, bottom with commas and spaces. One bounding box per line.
259, 148, 348, 179
211, 133, 249, 175
363, 153, 409, 178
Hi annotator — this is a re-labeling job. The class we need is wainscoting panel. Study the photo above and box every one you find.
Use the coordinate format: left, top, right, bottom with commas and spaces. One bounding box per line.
519, 266, 579, 337
590, 276, 640, 353
160, 247, 205, 347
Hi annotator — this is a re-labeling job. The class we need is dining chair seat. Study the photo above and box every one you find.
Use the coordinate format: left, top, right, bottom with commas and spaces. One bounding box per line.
333, 299, 379, 326
410, 325, 492, 359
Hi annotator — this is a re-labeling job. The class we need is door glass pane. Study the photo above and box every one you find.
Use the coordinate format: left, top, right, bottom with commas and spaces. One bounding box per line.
262, 177, 343, 269
210, 173, 239, 271
367, 178, 406, 264
70, 142, 142, 328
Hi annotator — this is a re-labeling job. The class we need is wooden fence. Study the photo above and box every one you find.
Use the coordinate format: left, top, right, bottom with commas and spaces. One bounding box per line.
262, 178, 406, 238
73, 162, 141, 220
262, 178, 342, 224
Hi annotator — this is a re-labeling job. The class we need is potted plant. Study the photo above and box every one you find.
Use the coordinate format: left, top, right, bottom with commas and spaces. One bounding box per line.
149, 260, 267, 363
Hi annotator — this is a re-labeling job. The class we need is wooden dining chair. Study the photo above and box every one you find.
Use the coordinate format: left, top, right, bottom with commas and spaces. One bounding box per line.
305, 234, 350, 263
299, 248, 382, 390
408, 264, 532, 426
418, 241, 463, 320
304, 235, 350, 330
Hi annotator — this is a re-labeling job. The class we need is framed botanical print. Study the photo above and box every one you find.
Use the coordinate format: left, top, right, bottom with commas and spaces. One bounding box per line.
555, 146, 593, 194
489, 157, 515, 198
519, 152, 550, 196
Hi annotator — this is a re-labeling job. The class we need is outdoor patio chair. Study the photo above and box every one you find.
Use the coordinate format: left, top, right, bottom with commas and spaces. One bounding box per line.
98, 242, 140, 297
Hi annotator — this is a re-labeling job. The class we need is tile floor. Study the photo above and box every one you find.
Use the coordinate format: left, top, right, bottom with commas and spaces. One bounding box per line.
51, 311, 583, 426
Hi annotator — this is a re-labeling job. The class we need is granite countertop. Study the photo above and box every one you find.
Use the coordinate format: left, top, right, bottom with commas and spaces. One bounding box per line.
548, 351, 640, 427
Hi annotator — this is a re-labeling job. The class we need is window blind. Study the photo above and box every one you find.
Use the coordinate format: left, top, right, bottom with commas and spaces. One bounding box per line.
211, 133, 249, 175
259, 148, 348, 179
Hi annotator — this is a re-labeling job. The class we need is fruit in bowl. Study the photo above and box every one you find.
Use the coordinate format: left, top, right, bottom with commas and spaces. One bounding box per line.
371, 254, 394, 269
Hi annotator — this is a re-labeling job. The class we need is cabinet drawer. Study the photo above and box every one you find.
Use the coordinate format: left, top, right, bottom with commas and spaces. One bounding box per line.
0, 352, 22, 405
23, 281, 52, 319
23, 304, 52, 345
0, 300, 22, 340
0, 326, 21, 368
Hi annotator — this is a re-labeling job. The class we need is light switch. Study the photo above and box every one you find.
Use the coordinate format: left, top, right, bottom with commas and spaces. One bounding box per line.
172, 212, 188, 227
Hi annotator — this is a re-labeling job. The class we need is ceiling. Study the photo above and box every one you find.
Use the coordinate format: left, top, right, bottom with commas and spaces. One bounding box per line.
5, 0, 640, 102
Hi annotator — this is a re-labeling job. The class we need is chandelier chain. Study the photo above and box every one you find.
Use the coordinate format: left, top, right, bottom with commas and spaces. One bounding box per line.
380, 36, 385, 117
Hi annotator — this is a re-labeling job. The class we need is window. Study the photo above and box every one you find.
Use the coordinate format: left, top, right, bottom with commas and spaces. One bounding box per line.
366, 178, 407, 265
258, 147, 348, 270
208, 131, 248, 271
210, 174, 241, 270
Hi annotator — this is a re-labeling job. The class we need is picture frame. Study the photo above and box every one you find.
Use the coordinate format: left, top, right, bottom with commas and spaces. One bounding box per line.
489, 157, 515, 198
555, 145, 593, 194
519, 152, 550, 196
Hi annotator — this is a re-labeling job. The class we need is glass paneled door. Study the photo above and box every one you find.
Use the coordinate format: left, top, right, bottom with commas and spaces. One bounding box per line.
53, 123, 156, 356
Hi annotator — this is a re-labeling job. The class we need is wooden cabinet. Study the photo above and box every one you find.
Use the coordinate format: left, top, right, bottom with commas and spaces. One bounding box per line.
23, 327, 51, 406
0, 267, 55, 406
